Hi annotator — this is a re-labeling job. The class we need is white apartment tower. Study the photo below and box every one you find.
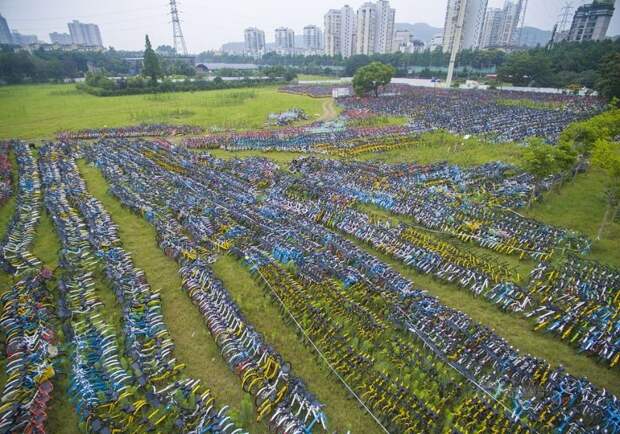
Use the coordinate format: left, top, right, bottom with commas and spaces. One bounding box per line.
356, 2, 378, 55
324, 5, 356, 58
498, 0, 523, 46
68, 20, 103, 47
375, 0, 396, 54
442, 0, 488, 53
275, 27, 295, 54
303, 25, 323, 51
355, 0, 395, 55
324, 9, 342, 56
479, 7, 504, 48
244, 27, 266, 57
341, 5, 356, 58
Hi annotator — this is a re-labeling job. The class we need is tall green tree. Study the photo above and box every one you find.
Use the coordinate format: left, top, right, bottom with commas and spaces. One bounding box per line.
522, 137, 577, 178
352, 61, 395, 97
591, 138, 620, 239
596, 53, 620, 101
143, 35, 161, 84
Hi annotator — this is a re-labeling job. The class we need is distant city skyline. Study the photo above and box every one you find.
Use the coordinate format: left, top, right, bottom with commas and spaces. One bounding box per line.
0, 0, 618, 52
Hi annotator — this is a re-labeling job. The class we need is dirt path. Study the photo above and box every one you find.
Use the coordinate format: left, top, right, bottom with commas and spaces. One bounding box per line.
318, 98, 338, 122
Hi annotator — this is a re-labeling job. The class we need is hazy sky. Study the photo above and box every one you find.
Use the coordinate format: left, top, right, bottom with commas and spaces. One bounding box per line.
1, 0, 618, 52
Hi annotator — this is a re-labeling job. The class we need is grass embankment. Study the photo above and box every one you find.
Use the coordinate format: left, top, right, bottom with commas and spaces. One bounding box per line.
0, 84, 326, 140
526, 168, 620, 267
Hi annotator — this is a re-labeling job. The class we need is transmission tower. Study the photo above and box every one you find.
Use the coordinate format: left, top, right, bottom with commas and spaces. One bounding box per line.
169, 0, 188, 55
556, 1, 575, 36
516, 0, 529, 46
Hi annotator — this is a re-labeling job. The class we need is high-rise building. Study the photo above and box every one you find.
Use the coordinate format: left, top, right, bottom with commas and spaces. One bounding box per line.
497, 0, 524, 46
567, 0, 615, 42
49, 32, 73, 45
324, 5, 356, 58
324, 9, 343, 56
11, 31, 38, 45
341, 5, 356, 57
0, 14, 13, 45
479, 7, 504, 48
442, 0, 488, 53
356, 2, 378, 55
375, 0, 395, 54
244, 27, 266, 57
275, 27, 295, 54
68, 20, 103, 47
355, 0, 395, 55
303, 25, 323, 51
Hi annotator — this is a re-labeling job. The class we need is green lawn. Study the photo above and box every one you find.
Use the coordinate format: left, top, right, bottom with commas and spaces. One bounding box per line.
297, 74, 342, 82
525, 169, 620, 267
0, 84, 327, 140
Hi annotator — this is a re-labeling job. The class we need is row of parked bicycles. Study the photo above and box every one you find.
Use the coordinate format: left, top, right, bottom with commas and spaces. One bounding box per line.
0, 142, 55, 434
0, 142, 11, 205
0, 141, 244, 434
56, 124, 203, 140
82, 138, 620, 433
181, 121, 415, 153
280, 84, 603, 144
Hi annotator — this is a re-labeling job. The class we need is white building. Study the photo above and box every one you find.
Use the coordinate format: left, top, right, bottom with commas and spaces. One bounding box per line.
430, 33, 444, 51
341, 5, 357, 58
324, 9, 342, 56
479, 7, 504, 48
356, 2, 378, 55
67, 20, 103, 47
355, 0, 395, 55
244, 27, 266, 57
324, 5, 356, 58
567, 0, 615, 42
375, 0, 396, 54
303, 25, 323, 52
275, 27, 295, 54
498, 0, 523, 46
442, 0, 488, 53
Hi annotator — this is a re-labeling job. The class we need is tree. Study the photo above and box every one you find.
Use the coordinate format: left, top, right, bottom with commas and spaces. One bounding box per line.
143, 35, 161, 84
596, 53, 620, 101
591, 138, 620, 239
352, 61, 395, 97
522, 137, 577, 178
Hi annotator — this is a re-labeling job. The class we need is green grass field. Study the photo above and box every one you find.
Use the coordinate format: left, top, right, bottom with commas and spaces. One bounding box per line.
297, 74, 342, 82
0, 84, 327, 140
1, 83, 619, 432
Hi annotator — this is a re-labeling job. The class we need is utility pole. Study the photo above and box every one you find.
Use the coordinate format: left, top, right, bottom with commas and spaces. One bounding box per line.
169, 0, 188, 55
446, 0, 468, 88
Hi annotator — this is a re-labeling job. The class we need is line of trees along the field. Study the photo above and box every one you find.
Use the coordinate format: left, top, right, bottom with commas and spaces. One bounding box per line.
77, 36, 296, 96
1, 38, 619, 98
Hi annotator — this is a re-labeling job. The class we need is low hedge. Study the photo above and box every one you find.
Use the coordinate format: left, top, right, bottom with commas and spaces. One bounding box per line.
76, 78, 289, 97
